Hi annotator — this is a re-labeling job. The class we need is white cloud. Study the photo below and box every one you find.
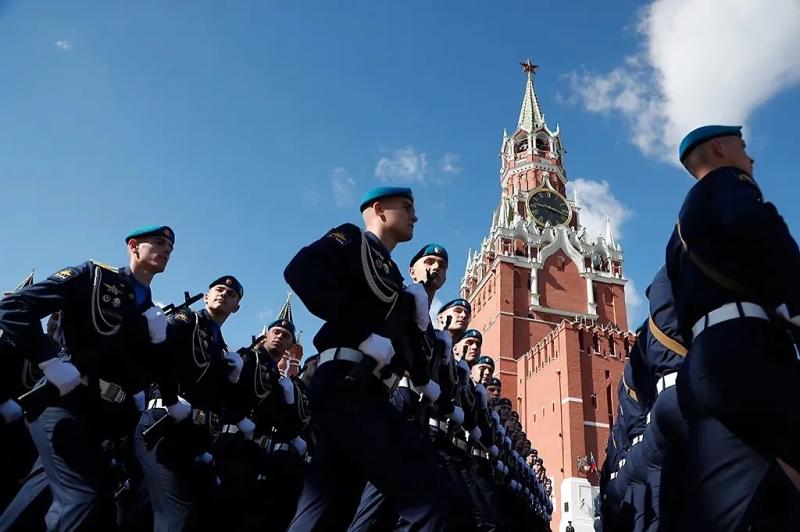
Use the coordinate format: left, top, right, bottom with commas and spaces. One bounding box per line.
566, 178, 633, 241
55, 40, 72, 51
624, 278, 645, 330
330, 167, 357, 207
569, 0, 800, 163
375, 146, 428, 184
439, 153, 461, 175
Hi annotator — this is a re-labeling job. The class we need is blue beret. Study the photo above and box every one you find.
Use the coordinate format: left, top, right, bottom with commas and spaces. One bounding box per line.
409, 243, 448, 267
267, 318, 295, 338
460, 329, 483, 344
359, 186, 413, 212
438, 298, 471, 315
125, 225, 175, 244
487, 377, 502, 388
477, 355, 495, 371
209, 275, 244, 299
679, 125, 742, 162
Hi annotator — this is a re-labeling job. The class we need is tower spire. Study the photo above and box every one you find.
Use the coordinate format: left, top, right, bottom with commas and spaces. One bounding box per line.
277, 291, 294, 323
604, 215, 615, 246
518, 59, 545, 132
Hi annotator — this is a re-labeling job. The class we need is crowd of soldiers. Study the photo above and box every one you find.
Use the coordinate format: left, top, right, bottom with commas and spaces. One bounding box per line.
0, 185, 554, 531
596, 125, 800, 532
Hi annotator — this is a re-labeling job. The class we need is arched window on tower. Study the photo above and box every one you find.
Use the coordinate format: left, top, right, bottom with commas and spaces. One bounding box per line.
514, 238, 526, 257
535, 135, 549, 152
515, 136, 529, 154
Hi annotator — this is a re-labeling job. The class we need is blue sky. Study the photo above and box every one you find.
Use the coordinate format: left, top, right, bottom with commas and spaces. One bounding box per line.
2, 1, 799, 352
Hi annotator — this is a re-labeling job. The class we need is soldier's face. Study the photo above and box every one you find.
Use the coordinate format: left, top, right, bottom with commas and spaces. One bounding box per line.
377, 197, 417, 242
409, 256, 447, 290
265, 326, 293, 355
454, 337, 480, 362
439, 306, 469, 331
131, 236, 173, 273
473, 364, 492, 383
205, 284, 240, 315
487, 384, 501, 400
723, 136, 754, 176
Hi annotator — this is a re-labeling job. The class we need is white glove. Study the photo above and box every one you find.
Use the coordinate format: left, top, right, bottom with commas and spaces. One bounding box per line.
413, 380, 441, 402
358, 334, 395, 369
434, 330, 452, 361
495, 460, 505, 475
491, 411, 501, 424
237, 417, 255, 439
38, 357, 81, 396
504, 436, 512, 448
404, 283, 430, 331
489, 445, 499, 458
498, 425, 506, 438
195, 452, 214, 465
469, 426, 482, 442
132, 391, 146, 412
446, 405, 464, 426
279, 376, 295, 405
456, 359, 470, 379
166, 396, 192, 422
224, 350, 243, 383
143, 306, 167, 344
777, 303, 800, 328
0, 399, 23, 423
290, 436, 308, 456
474, 384, 488, 409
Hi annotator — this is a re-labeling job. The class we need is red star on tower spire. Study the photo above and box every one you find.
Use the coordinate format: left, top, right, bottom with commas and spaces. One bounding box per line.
520, 58, 539, 75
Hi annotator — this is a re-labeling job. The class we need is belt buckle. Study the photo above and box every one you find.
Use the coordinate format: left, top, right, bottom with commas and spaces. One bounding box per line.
192, 409, 207, 426
255, 435, 271, 449
100, 381, 126, 403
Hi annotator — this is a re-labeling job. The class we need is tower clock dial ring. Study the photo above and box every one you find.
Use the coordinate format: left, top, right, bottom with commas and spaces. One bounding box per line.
526, 189, 571, 227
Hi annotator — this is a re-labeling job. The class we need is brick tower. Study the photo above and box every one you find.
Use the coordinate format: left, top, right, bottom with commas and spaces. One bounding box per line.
460, 61, 633, 531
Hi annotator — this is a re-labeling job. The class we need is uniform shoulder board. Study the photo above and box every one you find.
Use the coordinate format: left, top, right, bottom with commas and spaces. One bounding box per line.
325, 223, 360, 247
89, 260, 119, 273
50, 266, 80, 282
174, 308, 193, 323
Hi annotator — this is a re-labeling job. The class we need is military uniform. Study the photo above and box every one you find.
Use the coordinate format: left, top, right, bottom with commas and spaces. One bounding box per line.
134, 283, 243, 532
0, 259, 164, 531
667, 126, 800, 530
284, 206, 455, 531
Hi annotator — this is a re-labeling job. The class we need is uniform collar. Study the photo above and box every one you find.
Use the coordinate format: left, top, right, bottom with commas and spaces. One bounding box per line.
198, 308, 222, 339
364, 231, 391, 259
119, 266, 151, 306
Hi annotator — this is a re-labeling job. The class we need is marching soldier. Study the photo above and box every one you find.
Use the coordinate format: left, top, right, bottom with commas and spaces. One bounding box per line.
669, 125, 800, 530
0, 224, 174, 531
485, 377, 502, 402
134, 274, 245, 531
284, 186, 455, 531
216, 316, 310, 532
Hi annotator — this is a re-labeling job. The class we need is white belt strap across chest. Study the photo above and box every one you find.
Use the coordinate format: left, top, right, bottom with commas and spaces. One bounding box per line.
692, 302, 769, 339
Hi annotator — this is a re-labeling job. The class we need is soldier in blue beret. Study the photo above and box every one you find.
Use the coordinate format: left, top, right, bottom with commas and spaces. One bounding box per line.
0, 225, 174, 530
473, 354, 495, 385
437, 298, 472, 335
134, 273, 245, 531
486, 377, 502, 401
284, 186, 456, 530
667, 124, 800, 530
125, 224, 175, 245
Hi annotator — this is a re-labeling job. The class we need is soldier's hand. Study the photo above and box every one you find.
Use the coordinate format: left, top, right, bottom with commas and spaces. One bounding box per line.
224, 350, 244, 383
413, 380, 441, 402
132, 391, 146, 412
38, 357, 81, 396
143, 306, 167, 344
489, 445, 499, 458
446, 405, 465, 426
434, 330, 452, 360
358, 334, 395, 369
404, 282, 430, 331
0, 399, 23, 423
278, 376, 295, 405
468, 426, 482, 442
236, 417, 255, 439
290, 436, 308, 456
166, 396, 192, 422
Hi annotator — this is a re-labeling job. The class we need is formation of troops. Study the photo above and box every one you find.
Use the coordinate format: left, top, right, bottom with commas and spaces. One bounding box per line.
597, 125, 800, 532
0, 185, 552, 531
0, 123, 798, 532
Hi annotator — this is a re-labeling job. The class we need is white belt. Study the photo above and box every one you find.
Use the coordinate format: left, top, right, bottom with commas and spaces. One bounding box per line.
631, 434, 643, 446
618, 458, 626, 468
610, 472, 618, 480
271, 442, 291, 453
221, 424, 239, 434
98, 379, 126, 403
429, 418, 448, 432
692, 302, 769, 339
148, 398, 167, 410
656, 372, 677, 396
398, 376, 412, 388
318, 347, 382, 378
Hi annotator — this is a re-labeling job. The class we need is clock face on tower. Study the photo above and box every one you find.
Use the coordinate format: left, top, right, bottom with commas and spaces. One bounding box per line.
526, 189, 571, 226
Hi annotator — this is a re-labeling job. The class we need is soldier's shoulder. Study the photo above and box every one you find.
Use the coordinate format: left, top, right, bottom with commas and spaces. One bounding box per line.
171, 307, 196, 326
48, 261, 92, 282
89, 260, 119, 273
323, 223, 361, 247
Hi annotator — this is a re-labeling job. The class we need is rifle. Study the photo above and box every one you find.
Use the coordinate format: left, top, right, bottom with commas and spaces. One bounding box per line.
416, 315, 451, 431
345, 271, 437, 393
